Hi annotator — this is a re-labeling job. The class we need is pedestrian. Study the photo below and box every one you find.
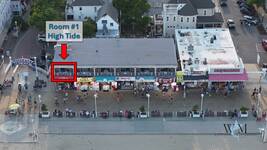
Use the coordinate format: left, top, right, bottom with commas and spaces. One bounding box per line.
259, 86, 262, 94
63, 97, 66, 104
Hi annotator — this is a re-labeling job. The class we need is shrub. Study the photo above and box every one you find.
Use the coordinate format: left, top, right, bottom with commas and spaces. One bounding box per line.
139, 105, 145, 112
41, 104, 48, 111
240, 106, 249, 112
192, 105, 199, 112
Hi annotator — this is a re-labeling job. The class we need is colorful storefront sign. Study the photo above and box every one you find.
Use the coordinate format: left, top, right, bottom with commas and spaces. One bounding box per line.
135, 76, 155, 82
209, 68, 243, 74
95, 76, 115, 82
115, 77, 135, 81
176, 71, 184, 83
77, 77, 94, 83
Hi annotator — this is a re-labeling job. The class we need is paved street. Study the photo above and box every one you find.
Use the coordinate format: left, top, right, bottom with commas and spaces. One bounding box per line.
0, 134, 266, 150
220, 0, 267, 64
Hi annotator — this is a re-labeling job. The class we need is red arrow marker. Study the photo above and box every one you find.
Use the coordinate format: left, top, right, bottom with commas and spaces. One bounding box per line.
59, 43, 69, 60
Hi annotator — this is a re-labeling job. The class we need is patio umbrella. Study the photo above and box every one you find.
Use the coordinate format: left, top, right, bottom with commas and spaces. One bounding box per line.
8, 104, 20, 110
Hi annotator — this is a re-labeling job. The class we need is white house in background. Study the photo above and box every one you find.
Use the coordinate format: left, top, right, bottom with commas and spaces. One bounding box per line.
0, 0, 12, 34
163, 0, 223, 37
96, 2, 119, 38
10, 0, 26, 16
65, 0, 104, 21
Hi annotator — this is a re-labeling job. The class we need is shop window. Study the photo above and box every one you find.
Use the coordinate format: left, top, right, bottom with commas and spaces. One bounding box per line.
181, 17, 183, 22
193, 17, 195, 22
173, 16, 176, 21
204, 10, 207, 16
79, 7, 82, 11
187, 17, 189, 22
110, 23, 113, 26
166, 16, 169, 21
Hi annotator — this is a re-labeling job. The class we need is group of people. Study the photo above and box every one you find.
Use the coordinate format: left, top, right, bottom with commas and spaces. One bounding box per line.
251, 87, 262, 99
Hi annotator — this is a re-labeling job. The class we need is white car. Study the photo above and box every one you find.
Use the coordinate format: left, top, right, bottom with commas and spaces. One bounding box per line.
227, 19, 235, 29
243, 15, 258, 25
38, 34, 46, 42
40, 111, 50, 118
139, 112, 148, 118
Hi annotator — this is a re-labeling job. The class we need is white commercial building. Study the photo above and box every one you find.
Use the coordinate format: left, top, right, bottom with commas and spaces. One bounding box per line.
175, 28, 247, 87
10, 0, 26, 16
0, 0, 12, 35
65, 0, 104, 21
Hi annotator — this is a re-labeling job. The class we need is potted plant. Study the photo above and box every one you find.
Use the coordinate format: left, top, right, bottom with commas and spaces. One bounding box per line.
40, 104, 50, 118
139, 105, 145, 113
192, 105, 200, 118
240, 106, 249, 118
41, 104, 48, 111
139, 105, 147, 118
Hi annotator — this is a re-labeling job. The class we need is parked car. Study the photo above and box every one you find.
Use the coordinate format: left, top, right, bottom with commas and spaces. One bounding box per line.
243, 15, 258, 25
239, 2, 249, 8
39, 111, 51, 118
227, 19, 235, 29
38, 33, 46, 42
240, 7, 252, 16
220, 1, 227, 7
262, 39, 267, 51
236, 0, 245, 4
262, 63, 267, 72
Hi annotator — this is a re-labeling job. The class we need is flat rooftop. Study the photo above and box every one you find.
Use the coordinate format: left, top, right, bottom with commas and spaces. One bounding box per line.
175, 28, 244, 74
54, 38, 178, 68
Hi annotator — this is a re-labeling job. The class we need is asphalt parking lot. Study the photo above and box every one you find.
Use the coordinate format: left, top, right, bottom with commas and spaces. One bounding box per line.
218, 0, 267, 64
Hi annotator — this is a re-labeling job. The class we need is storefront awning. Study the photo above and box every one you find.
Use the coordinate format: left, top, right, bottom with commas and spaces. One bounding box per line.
96, 76, 115, 82
208, 71, 248, 81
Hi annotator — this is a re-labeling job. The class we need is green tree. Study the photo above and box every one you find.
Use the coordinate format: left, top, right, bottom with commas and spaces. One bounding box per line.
247, 0, 265, 6
83, 18, 97, 38
113, 0, 150, 35
29, 0, 65, 31
12, 16, 29, 31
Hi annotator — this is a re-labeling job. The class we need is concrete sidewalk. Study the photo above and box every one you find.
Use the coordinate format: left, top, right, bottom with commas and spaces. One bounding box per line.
38, 119, 265, 135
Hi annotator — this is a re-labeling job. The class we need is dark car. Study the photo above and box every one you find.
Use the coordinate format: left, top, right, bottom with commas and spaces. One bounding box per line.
239, 2, 249, 8
240, 7, 252, 16
236, 0, 245, 4
220, 1, 227, 7
262, 39, 267, 51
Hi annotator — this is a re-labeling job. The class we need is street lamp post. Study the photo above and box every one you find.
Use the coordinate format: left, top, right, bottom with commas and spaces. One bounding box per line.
1, 55, 4, 64
45, 55, 48, 71
257, 93, 261, 118
183, 84, 186, 98
94, 93, 98, 118
38, 94, 41, 113
34, 57, 39, 80
146, 93, 150, 117
264, 117, 267, 142
200, 93, 204, 113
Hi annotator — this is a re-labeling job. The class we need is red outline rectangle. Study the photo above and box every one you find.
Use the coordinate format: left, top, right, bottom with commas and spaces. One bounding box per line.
51, 62, 77, 82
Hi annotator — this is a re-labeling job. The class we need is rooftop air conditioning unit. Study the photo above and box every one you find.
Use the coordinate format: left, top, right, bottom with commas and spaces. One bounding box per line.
188, 44, 194, 51
203, 58, 207, 65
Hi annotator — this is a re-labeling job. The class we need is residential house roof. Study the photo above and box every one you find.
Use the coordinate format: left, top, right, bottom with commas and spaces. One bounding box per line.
168, 0, 215, 9
197, 13, 223, 23
96, 2, 118, 23
190, 0, 215, 9
177, 0, 197, 16
71, 0, 104, 6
